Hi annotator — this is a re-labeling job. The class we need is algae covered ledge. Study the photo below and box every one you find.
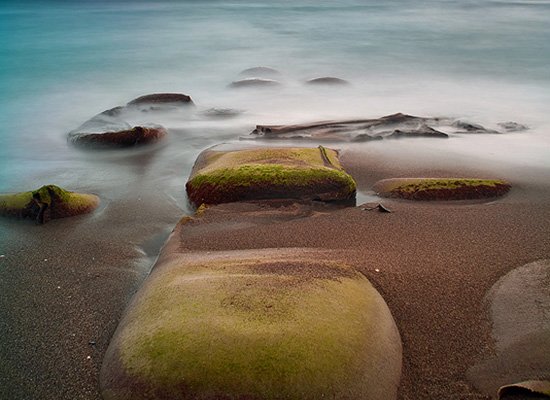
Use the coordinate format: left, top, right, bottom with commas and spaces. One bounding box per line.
185, 146, 357, 206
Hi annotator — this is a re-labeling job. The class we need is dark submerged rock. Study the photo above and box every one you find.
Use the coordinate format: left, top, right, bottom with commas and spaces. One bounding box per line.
229, 78, 281, 88
452, 120, 499, 134
306, 77, 350, 85
69, 125, 167, 148
250, 113, 447, 142
127, 93, 194, 107
498, 121, 529, 132
239, 66, 281, 77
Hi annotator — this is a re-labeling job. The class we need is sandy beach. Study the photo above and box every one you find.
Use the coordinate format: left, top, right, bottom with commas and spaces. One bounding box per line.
1, 142, 549, 399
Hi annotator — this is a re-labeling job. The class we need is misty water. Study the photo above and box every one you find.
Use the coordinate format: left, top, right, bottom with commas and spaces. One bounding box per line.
1, 0, 550, 210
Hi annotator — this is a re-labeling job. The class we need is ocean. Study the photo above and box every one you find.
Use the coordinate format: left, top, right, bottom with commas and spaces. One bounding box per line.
1, 0, 550, 208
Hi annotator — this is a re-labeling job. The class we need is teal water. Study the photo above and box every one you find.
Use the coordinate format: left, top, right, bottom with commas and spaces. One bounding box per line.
1, 0, 550, 196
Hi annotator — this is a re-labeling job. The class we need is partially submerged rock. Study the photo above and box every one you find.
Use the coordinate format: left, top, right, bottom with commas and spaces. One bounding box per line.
249, 113, 448, 141
185, 146, 356, 206
373, 178, 511, 201
306, 77, 350, 85
239, 66, 280, 77
127, 93, 194, 107
0, 185, 99, 224
498, 121, 529, 132
198, 107, 243, 119
68, 125, 167, 148
452, 120, 499, 134
100, 248, 402, 400
229, 78, 281, 88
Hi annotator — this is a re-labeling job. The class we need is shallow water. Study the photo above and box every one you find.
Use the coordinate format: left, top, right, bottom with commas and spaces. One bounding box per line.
1, 0, 550, 205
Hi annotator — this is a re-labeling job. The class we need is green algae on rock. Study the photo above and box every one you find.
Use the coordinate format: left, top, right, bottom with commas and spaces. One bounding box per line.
186, 146, 356, 206
0, 185, 99, 224
100, 249, 402, 400
373, 178, 511, 201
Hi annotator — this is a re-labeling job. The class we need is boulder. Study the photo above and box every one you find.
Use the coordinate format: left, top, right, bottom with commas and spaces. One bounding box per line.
373, 178, 511, 201
306, 77, 350, 85
185, 146, 356, 206
100, 248, 402, 400
0, 185, 99, 224
68, 125, 167, 148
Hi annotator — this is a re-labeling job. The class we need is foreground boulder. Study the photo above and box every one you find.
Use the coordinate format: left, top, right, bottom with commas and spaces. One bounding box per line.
185, 146, 356, 206
68, 125, 167, 148
373, 178, 511, 201
0, 185, 99, 224
100, 248, 402, 400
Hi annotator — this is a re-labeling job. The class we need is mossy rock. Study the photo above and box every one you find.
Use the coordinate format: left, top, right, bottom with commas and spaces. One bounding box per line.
68, 125, 167, 148
0, 185, 99, 223
100, 251, 402, 400
185, 146, 356, 206
373, 178, 511, 201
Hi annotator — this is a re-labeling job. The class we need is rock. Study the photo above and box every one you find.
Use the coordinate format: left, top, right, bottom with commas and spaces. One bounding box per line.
239, 66, 280, 77
185, 146, 356, 206
373, 178, 511, 201
100, 248, 402, 400
250, 113, 447, 142
452, 120, 499, 134
229, 78, 281, 88
499, 381, 550, 399
199, 107, 243, 119
306, 77, 350, 85
68, 125, 167, 148
498, 121, 529, 132
127, 93, 194, 107
0, 185, 99, 224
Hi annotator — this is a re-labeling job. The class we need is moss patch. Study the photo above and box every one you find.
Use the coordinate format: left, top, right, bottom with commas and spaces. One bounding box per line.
186, 147, 356, 206
373, 178, 511, 201
101, 255, 402, 400
0, 185, 99, 223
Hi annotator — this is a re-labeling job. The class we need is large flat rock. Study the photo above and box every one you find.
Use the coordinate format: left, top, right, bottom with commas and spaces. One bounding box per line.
185, 146, 356, 206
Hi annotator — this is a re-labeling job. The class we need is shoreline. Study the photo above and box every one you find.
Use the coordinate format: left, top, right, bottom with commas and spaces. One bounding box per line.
1, 144, 549, 399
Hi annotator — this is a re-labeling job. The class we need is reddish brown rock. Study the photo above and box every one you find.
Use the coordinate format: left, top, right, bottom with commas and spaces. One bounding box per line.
68, 126, 167, 148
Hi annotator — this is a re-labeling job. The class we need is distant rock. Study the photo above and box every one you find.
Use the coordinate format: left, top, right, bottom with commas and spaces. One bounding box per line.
498, 121, 529, 132
199, 107, 243, 119
250, 113, 447, 142
373, 178, 511, 201
0, 185, 99, 224
239, 66, 280, 77
68, 125, 167, 148
452, 120, 499, 134
185, 146, 356, 206
127, 93, 194, 107
229, 78, 281, 88
306, 77, 350, 85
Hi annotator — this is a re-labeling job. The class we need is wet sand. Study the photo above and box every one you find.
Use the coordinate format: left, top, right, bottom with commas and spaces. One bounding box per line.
1, 145, 549, 399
